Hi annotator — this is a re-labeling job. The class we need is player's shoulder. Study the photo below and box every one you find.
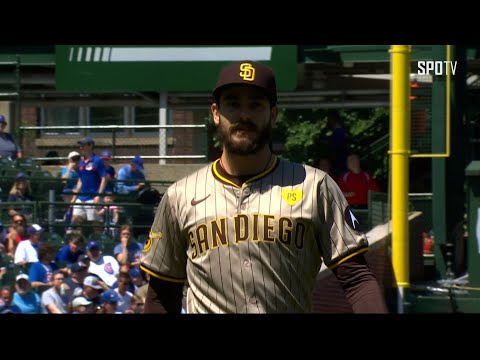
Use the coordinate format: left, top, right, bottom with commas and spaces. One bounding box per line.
277, 157, 328, 180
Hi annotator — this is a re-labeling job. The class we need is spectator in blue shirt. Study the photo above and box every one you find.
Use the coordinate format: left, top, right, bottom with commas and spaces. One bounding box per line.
55, 233, 86, 266
60, 151, 81, 194
0, 115, 22, 160
11, 274, 42, 314
0, 285, 22, 313
29, 242, 59, 292
115, 155, 146, 195
113, 224, 143, 268
71, 137, 107, 228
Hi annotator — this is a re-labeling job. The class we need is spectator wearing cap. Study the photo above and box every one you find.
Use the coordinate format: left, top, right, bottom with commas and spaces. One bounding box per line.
0, 285, 22, 313
98, 288, 121, 314
78, 253, 90, 267
12, 273, 42, 314
85, 240, 120, 288
13, 224, 44, 266
40, 269, 69, 314
7, 172, 34, 219
115, 155, 146, 226
64, 261, 89, 300
71, 274, 103, 307
71, 296, 93, 314
55, 233, 86, 267
115, 155, 146, 195
71, 136, 108, 233
99, 150, 116, 194
60, 151, 81, 194
28, 242, 59, 292
129, 266, 146, 293
0, 114, 22, 160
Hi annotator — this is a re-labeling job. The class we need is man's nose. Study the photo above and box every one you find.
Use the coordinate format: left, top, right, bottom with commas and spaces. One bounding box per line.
238, 107, 252, 121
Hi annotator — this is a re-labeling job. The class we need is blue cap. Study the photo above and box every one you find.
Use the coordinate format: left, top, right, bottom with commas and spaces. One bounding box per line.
132, 155, 144, 172
101, 289, 120, 304
27, 224, 44, 235
0, 114, 6, 124
78, 136, 95, 145
16, 172, 28, 180
100, 150, 112, 160
87, 240, 100, 250
130, 266, 141, 278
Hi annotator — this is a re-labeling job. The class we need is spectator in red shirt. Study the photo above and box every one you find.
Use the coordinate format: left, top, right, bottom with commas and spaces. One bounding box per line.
338, 153, 380, 209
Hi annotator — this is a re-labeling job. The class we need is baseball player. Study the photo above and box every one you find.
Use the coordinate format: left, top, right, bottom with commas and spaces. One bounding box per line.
140, 60, 388, 313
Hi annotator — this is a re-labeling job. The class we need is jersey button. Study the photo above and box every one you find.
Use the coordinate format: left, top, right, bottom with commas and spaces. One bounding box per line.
244, 188, 250, 195
243, 260, 251, 267
241, 204, 246, 210
249, 297, 257, 304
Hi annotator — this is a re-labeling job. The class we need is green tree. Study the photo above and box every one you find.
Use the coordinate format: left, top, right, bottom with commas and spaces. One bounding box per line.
273, 107, 390, 189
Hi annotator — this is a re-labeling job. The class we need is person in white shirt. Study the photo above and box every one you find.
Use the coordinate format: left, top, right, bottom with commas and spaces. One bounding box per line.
85, 240, 120, 288
13, 224, 43, 266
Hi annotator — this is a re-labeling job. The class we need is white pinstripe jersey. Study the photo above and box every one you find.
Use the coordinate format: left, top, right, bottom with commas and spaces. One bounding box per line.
140, 155, 369, 313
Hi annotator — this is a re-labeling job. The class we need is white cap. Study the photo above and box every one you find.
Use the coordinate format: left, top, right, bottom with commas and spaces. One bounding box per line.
16, 273, 29, 282
83, 275, 103, 290
72, 296, 92, 307
68, 151, 80, 159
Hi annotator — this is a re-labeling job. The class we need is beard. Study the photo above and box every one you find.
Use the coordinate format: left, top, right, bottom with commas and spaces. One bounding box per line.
216, 118, 272, 155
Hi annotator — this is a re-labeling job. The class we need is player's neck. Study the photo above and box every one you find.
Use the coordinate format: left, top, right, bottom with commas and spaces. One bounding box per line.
220, 148, 273, 176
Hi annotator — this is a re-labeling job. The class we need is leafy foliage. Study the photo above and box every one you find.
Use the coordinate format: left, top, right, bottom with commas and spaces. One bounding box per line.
273, 107, 390, 189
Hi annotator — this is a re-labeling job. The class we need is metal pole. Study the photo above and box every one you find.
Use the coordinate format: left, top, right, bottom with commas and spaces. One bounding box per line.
389, 45, 411, 314
48, 189, 56, 232
158, 92, 167, 165
112, 129, 116, 162
15, 55, 22, 146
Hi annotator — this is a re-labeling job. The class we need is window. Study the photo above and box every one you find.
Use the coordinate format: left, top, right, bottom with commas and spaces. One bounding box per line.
134, 107, 158, 135
40, 107, 80, 135
89, 107, 126, 135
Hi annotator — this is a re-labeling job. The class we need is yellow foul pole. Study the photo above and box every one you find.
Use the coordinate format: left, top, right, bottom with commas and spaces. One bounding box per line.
389, 45, 411, 313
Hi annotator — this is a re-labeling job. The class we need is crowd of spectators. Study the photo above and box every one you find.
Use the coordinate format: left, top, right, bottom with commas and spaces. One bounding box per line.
0, 134, 153, 314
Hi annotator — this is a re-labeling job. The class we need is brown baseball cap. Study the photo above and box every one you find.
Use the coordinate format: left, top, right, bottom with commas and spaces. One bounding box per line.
212, 61, 277, 105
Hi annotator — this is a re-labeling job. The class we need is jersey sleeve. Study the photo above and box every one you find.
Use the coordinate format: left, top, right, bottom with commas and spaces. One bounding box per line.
140, 189, 188, 283
316, 174, 369, 268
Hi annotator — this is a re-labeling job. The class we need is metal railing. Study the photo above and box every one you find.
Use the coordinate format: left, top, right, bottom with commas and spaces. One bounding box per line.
19, 124, 208, 162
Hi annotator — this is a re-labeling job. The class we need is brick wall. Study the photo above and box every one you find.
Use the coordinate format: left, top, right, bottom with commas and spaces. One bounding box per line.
312, 241, 394, 313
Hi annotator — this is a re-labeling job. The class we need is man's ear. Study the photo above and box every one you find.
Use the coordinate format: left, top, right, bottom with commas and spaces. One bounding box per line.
211, 103, 220, 125
271, 106, 278, 126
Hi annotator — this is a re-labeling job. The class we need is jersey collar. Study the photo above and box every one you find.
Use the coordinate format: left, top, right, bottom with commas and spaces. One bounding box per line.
212, 155, 279, 188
